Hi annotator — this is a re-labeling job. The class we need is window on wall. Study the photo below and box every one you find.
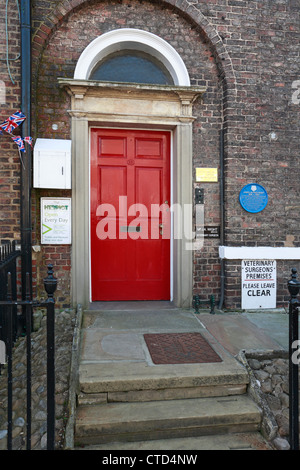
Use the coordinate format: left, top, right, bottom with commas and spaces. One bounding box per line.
89, 50, 174, 85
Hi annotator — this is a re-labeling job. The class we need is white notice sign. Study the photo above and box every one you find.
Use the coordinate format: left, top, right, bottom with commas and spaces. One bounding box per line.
242, 260, 276, 309
41, 198, 71, 244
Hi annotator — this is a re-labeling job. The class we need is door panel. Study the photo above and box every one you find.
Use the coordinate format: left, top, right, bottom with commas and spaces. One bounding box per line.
135, 138, 162, 159
99, 166, 127, 207
135, 167, 162, 211
91, 129, 170, 300
99, 137, 127, 158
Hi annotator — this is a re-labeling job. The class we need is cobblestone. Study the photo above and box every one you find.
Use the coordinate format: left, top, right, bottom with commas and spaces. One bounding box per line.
238, 349, 300, 451
250, 355, 292, 441
0, 308, 76, 450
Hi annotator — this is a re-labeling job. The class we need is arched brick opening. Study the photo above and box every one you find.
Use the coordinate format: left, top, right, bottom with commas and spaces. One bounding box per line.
32, 0, 237, 103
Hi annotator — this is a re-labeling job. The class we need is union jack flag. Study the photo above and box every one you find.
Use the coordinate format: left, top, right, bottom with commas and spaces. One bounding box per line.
24, 136, 33, 147
0, 111, 26, 134
11, 135, 25, 152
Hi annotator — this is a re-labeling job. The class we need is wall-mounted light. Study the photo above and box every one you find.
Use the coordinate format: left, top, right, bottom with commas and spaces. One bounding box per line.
52, 124, 58, 131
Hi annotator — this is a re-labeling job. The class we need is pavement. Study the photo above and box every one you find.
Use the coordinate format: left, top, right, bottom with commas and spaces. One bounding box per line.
82, 302, 294, 363
196, 308, 292, 356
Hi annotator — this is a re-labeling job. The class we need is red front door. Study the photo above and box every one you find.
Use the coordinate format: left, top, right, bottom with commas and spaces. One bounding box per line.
90, 129, 170, 301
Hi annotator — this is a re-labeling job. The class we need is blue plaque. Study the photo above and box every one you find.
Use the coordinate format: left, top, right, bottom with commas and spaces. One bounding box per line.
239, 184, 268, 213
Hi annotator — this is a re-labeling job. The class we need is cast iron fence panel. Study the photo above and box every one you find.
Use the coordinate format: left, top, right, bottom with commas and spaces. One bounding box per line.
0, 241, 21, 344
0, 257, 57, 450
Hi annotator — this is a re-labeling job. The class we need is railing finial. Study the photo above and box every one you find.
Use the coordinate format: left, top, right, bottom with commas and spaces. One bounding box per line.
43, 264, 57, 299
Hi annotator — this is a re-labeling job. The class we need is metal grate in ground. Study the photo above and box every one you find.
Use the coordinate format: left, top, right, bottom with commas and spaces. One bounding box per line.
144, 332, 222, 365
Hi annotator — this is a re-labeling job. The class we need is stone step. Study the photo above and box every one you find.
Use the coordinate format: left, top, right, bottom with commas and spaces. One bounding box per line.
79, 360, 249, 396
76, 432, 272, 451
77, 382, 247, 405
74, 395, 261, 446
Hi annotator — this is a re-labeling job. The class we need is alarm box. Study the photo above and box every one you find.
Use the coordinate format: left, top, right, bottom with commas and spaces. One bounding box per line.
33, 138, 71, 189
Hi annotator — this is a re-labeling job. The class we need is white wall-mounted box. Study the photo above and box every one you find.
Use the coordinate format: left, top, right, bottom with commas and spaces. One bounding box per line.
33, 138, 71, 189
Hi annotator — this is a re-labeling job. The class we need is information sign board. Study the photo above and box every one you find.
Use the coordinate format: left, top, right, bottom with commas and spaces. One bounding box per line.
242, 260, 276, 309
41, 198, 71, 244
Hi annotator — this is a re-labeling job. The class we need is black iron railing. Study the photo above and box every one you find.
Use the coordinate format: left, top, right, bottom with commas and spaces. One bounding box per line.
193, 294, 216, 314
0, 241, 22, 344
0, 262, 57, 450
287, 268, 300, 451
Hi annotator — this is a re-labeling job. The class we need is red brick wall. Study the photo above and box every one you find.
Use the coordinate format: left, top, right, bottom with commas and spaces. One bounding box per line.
1, 0, 300, 309
0, 0, 21, 241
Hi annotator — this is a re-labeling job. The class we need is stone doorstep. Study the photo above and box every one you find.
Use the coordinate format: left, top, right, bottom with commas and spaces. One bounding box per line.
77, 383, 247, 406
76, 432, 272, 451
77, 353, 249, 412
78, 359, 249, 395
75, 359, 260, 447
75, 309, 262, 448
74, 395, 261, 446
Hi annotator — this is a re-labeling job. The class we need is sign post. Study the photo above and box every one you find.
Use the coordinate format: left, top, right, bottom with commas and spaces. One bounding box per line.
242, 260, 276, 309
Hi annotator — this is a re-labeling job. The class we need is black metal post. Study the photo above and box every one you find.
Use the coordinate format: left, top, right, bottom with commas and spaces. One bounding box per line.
287, 268, 300, 451
218, 127, 225, 310
44, 265, 57, 450
25, 273, 32, 450
20, 0, 32, 302
6, 273, 13, 451
210, 295, 215, 314
193, 295, 200, 314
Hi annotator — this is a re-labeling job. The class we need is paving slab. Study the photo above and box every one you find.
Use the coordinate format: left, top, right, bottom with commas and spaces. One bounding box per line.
78, 432, 272, 450
82, 308, 199, 331
243, 311, 292, 350
81, 330, 146, 363
197, 311, 293, 355
197, 314, 282, 356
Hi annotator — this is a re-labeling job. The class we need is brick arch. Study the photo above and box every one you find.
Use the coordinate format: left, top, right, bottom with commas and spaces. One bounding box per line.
32, 0, 237, 100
